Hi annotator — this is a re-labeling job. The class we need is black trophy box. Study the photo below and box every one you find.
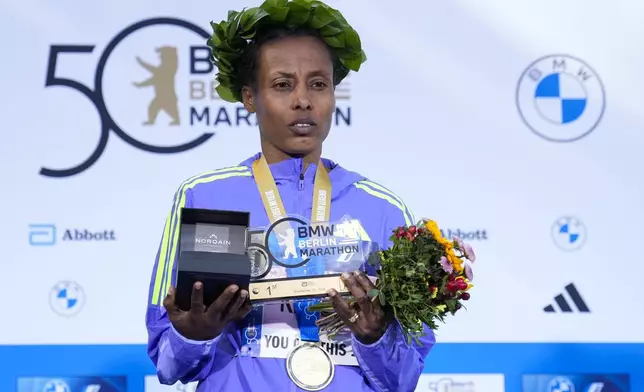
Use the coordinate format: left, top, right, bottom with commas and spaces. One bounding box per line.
175, 208, 251, 311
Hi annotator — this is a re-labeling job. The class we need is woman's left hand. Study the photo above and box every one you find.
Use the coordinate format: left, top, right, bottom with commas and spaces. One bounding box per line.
327, 270, 390, 345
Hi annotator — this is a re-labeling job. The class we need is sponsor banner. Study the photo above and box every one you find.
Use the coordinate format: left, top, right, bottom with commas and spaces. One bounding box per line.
415, 374, 505, 392
17, 377, 127, 392
522, 374, 630, 392
0, 344, 641, 392
144, 376, 197, 392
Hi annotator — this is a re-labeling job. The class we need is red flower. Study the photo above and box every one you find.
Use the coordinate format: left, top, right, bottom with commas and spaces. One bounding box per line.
408, 226, 417, 235
446, 282, 457, 291
457, 281, 468, 290
395, 227, 407, 238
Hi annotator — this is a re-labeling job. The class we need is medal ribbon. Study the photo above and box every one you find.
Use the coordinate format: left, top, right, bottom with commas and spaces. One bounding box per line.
252, 155, 331, 223
253, 155, 331, 343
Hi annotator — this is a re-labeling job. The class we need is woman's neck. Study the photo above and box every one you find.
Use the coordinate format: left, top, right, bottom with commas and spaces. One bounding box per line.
261, 143, 321, 170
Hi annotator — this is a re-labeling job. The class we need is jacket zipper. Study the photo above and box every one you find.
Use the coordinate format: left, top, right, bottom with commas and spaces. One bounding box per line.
298, 167, 305, 219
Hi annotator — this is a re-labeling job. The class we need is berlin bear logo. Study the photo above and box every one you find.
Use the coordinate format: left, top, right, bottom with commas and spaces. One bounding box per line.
133, 46, 180, 126
277, 228, 298, 260
41, 18, 215, 179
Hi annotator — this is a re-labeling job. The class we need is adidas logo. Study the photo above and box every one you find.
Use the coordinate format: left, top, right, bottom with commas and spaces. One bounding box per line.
543, 283, 590, 313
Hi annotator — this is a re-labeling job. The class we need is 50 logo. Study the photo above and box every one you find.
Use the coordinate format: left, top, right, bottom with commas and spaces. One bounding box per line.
44, 17, 353, 178
43, 18, 224, 178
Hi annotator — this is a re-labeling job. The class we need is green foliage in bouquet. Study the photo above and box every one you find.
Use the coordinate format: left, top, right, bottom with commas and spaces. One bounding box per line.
309, 219, 476, 346
206, 0, 368, 103
375, 220, 475, 343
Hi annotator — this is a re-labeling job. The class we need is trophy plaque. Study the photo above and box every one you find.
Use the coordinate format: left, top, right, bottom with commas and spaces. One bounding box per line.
246, 216, 375, 303
175, 209, 376, 308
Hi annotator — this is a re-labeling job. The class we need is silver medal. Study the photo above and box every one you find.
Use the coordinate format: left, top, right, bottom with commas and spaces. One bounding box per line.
248, 245, 270, 278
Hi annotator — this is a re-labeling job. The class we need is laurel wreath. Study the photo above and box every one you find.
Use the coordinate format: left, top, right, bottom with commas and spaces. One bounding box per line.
206, 0, 367, 103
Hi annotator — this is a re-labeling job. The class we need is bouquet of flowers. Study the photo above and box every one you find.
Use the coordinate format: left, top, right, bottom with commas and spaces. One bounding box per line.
308, 219, 476, 345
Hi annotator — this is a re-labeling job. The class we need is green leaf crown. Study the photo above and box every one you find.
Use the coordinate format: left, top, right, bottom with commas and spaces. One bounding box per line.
206, 0, 367, 103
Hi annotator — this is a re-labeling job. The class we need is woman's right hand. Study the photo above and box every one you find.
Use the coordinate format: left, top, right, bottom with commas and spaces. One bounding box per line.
163, 282, 251, 341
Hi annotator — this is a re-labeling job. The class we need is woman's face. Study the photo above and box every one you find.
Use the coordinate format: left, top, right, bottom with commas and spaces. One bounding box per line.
243, 35, 335, 158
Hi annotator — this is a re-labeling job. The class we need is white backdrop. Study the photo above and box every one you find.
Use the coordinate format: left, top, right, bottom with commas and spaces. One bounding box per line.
1, 0, 643, 391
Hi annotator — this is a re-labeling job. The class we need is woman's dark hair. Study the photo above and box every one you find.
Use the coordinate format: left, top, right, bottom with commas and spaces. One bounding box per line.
237, 25, 345, 92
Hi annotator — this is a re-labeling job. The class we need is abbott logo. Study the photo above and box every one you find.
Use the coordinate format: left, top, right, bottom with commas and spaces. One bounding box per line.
440, 228, 489, 241
29, 224, 56, 246
544, 283, 590, 313
29, 224, 116, 245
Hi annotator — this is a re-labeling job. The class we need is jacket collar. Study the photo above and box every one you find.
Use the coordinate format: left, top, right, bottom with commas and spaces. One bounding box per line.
239, 152, 365, 198
239, 152, 334, 182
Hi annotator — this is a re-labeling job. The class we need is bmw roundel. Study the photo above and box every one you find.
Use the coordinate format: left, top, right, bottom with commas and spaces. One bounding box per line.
516, 55, 605, 142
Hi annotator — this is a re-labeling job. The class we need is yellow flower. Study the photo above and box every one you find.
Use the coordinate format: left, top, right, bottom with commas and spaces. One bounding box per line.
447, 252, 463, 272
430, 286, 438, 299
424, 220, 443, 240
436, 304, 446, 312
440, 237, 454, 249
444, 240, 461, 260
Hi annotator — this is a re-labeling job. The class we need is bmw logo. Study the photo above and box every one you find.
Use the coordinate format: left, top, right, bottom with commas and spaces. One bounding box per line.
516, 54, 605, 142
551, 216, 587, 251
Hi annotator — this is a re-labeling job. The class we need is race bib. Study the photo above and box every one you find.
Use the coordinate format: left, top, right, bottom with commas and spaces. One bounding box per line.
240, 302, 359, 366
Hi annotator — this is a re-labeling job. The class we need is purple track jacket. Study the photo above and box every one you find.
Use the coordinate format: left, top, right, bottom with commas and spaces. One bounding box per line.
145, 153, 435, 391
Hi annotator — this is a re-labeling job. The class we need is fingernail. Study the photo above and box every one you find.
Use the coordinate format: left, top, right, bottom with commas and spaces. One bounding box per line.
230, 285, 239, 293
341, 272, 351, 280
195, 282, 202, 289
327, 289, 337, 296
353, 271, 361, 276
240, 290, 248, 299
